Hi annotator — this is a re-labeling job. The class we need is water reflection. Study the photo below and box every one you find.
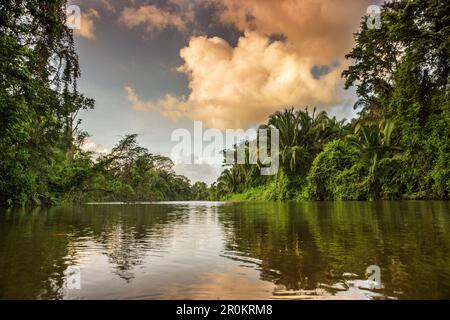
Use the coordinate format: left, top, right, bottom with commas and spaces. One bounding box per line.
218, 201, 450, 299
0, 204, 190, 299
0, 201, 449, 299
71, 204, 190, 282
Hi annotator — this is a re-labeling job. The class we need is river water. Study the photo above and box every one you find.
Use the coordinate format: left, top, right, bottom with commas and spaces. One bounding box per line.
0, 201, 449, 300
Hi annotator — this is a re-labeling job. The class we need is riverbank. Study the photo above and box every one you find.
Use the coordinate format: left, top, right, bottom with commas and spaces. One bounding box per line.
221, 182, 447, 202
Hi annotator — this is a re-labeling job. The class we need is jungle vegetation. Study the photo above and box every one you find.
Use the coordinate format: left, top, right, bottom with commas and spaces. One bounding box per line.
211, 0, 449, 201
0, 0, 448, 206
0, 1, 205, 206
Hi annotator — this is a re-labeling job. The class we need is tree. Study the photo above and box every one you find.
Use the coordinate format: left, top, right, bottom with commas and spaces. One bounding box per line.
342, 0, 449, 199
191, 182, 209, 201
265, 107, 348, 176
0, 0, 94, 205
306, 140, 369, 201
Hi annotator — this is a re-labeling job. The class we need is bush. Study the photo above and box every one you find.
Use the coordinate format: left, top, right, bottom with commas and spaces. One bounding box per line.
306, 140, 364, 200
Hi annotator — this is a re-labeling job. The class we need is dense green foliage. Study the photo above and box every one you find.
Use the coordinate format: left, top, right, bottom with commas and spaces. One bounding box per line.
213, 0, 449, 201
66, 134, 203, 203
1, 0, 92, 205
0, 1, 205, 206
1, 0, 448, 205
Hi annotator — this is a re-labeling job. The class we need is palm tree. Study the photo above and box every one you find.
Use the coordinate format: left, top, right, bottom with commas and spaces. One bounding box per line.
217, 169, 240, 194
347, 119, 399, 197
264, 107, 346, 175
215, 107, 350, 198
349, 120, 396, 174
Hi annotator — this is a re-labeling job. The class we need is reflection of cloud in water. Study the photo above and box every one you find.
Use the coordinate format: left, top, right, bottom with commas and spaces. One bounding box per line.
157, 267, 275, 300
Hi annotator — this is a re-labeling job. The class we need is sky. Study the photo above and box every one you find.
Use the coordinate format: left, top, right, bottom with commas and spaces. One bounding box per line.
70, 0, 384, 185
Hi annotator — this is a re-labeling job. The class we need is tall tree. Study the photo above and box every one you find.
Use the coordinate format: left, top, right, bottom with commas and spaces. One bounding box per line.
343, 0, 449, 198
0, 0, 93, 205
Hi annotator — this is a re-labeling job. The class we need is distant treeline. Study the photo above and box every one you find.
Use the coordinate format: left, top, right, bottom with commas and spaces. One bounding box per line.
209, 0, 449, 201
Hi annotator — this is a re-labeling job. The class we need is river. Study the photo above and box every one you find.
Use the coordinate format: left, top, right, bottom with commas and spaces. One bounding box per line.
0, 201, 449, 299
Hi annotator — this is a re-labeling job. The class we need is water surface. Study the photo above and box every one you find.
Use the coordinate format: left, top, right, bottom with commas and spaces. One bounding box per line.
0, 201, 449, 300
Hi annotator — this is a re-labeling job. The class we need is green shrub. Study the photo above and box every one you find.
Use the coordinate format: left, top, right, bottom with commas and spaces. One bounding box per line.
306, 140, 364, 200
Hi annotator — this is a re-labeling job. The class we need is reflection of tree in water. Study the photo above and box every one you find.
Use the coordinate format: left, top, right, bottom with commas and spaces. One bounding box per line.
0, 207, 79, 299
218, 201, 450, 299
219, 203, 328, 291
68, 204, 189, 282
2, 202, 450, 299
0, 204, 189, 298
96, 203, 220, 281
102, 223, 142, 282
